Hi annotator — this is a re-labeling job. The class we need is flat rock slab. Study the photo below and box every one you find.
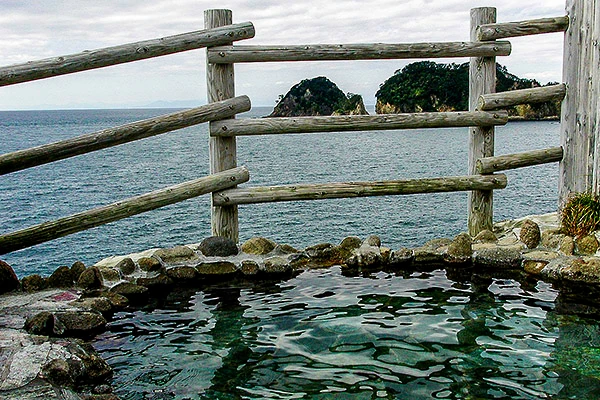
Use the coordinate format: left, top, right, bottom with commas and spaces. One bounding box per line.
0, 289, 82, 330
0, 289, 111, 398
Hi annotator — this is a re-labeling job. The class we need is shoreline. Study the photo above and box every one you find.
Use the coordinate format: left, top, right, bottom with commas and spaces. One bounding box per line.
2, 212, 600, 399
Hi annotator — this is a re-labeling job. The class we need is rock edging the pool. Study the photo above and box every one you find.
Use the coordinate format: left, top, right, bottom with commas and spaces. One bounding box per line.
1, 212, 600, 399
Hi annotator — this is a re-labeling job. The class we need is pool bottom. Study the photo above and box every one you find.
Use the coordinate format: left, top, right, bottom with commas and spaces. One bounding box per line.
94, 266, 600, 399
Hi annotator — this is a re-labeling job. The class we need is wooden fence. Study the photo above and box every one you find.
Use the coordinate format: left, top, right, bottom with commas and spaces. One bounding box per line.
0, 3, 590, 255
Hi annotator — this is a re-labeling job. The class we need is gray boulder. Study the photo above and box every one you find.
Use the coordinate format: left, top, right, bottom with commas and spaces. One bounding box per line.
198, 236, 239, 257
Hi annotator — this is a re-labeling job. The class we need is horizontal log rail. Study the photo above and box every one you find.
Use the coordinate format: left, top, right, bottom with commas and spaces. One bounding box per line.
477, 16, 569, 41
211, 110, 508, 136
0, 166, 250, 254
476, 147, 563, 174
207, 41, 511, 63
477, 84, 566, 110
0, 22, 255, 87
213, 174, 507, 205
0, 96, 251, 175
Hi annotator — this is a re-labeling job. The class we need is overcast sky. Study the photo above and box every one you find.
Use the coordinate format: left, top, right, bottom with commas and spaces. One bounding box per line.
0, 0, 567, 110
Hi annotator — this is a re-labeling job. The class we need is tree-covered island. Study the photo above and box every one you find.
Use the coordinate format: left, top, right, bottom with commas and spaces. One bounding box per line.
271, 62, 560, 120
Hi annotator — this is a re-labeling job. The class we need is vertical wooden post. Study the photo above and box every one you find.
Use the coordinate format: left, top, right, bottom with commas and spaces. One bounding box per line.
559, 0, 600, 205
205, 9, 239, 241
468, 7, 497, 236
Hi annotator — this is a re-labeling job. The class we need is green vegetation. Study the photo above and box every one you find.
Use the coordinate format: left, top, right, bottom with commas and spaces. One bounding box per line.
561, 192, 600, 237
375, 61, 561, 118
375, 61, 469, 113
334, 93, 366, 115
270, 77, 367, 117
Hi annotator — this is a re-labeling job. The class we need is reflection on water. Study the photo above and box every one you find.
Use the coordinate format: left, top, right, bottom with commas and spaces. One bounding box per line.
95, 267, 600, 399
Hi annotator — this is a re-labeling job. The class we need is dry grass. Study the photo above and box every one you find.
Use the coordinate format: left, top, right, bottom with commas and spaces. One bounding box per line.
561, 192, 600, 237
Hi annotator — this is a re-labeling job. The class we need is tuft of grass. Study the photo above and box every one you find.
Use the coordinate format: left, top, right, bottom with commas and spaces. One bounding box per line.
561, 192, 600, 237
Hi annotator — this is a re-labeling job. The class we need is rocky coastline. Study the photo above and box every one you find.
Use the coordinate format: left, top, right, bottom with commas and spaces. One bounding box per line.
1, 212, 600, 399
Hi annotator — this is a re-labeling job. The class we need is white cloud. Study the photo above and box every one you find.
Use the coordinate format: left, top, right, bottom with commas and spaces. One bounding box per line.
0, 0, 567, 109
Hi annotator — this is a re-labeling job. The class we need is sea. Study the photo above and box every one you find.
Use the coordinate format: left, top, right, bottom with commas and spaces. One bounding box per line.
0, 107, 560, 277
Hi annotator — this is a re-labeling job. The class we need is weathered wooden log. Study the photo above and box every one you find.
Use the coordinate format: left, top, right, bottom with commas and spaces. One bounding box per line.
213, 174, 507, 206
0, 96, 251, 175
477, 16, 569, 41
476, 147, 563, 174
211, 111, 508, 137
0, 22, 255, 87
468, 7, 497, 236
207, 41, 511, 63
0, 166, 250, 255
206, 9, 239, 242
477, 84, 566, 110
559, 0, 600, 204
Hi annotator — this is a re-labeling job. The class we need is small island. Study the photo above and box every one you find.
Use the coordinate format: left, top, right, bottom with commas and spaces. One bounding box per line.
271, 62, 560, 120
269, 76, 368, 117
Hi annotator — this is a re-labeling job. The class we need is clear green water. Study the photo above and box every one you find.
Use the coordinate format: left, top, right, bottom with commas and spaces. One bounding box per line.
95, 267, 600, 399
